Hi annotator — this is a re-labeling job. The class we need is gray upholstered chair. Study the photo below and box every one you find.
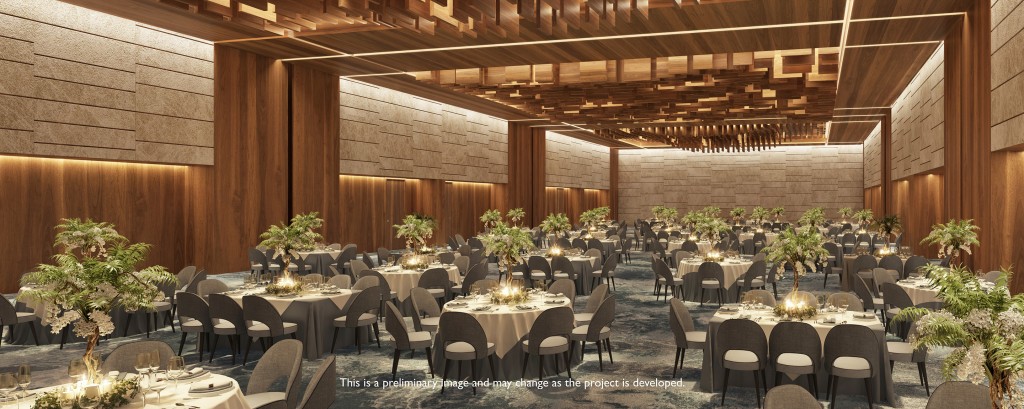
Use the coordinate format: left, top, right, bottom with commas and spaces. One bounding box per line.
452, 262, 488, 295
878, 255, 904, 279
698, 262, 726, 307
377, 247, 393, 266
175, 266, 198, 290
872, 268, 898, 295
547, 279, 576, 306
717, 318, 769, 407
824, 324, 878, 408
570, 295, 615, 371
521, 307, 574, 380
438, 311, 498, 395
358, 270, 398, 319
297, 355, 336, 409
550, 256, 577, 283
925, 381, 992, 409
574, 283, 608, 325
177, 292, 213, 361
741, 289, 776, 307
527, 256, 552, 284
591, 254, 618, 291
351, 275, 377, 291
0, 298, 38, 346
768, 321, 821, 397
383, 301, 433, 380
887, 321, 930, 395
197, 279, 229, 299
822, 242, 842, 287
653, 258, 683, 302
982, 270, 1001, 283
454, 255, 470, 276
409, 287, 441, 333
474, 279, 499, 293
853, 275, 882, 313
242, 295, 298, 365
418, 268, 452, 303
739, 260, 768, 293
244, 338, 303, 409
349, 259, 371, 277
327, 274, 351, 289
437, 252, 456, 265
669, 298, 705, 377
208, 293, 245, 364
826, 292, 864, 312
331, 286, 380, 354
361, 252, 376, 269
101, 340, 174, 373
852, 254, 879, 283
903, 255, 929, 279
881, 282, 915, 337
765, 384, 822, 409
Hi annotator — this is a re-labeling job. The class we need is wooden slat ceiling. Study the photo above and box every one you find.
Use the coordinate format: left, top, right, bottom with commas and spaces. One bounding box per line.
60, 0, 970, 146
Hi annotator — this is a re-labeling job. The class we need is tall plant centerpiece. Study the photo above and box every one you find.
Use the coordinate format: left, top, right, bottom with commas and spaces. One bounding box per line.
921, 219, 980, 264
798, 207, 825, 228
478, 221, 536, 286
730, 207, 746, 224
506, 208, 526, 227
762, 226, 830, 292
694, 216, 731, 247
751, 206, 771, 225
897, 265, 1024, 407
579, 206, 611, 229
539, 213, 572, 238
771, 206, 786, 221
261, 212, 323, 271
853, 209, 874, 229
480, 209, 502, 230
838, 207, 854, 222
393, 214, 437, 250
700, 206, 721, 218
681, 210, 703, 230
652, 205, 678, 223
875, 215, 902, 243
19, 219, 174, 383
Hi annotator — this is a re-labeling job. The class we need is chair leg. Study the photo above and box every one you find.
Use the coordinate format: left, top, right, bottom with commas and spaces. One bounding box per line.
391, 349, 401, 381
178, 332, 188, 356
605, 338, 613, 364
471, 359, 480, 395
166, 311, 175, 333
721, 368, 731, 405
672, 348, 681, 378
753, 370, 762, 409
441, 359, 451, 394
830, 377, 838, 408
918, 362, 930, 396
537, 354, 544, 381
425, 347, 434, 377
123, 314, 133, 338
28, 322, 40, 346
563, 350, 572, 379
331, 327, 340, 353
209, 334, 219, 363
521, 352, 529, 379
595, 341, 604, 371
700, 288, 705, 307
809, 373, 819, 399
60, 326, 69, 349
372, 323, 381, 348
489, 354, 499, 380
242, 336, 253, 366
864, 377, 874, 409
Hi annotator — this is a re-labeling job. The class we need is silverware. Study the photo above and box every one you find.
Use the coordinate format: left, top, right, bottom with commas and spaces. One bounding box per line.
175, 403, 199, 409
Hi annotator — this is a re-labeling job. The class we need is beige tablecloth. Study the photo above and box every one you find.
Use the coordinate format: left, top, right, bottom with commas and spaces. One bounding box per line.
738, 232, 778, 246
27, 374, 250, 409
897, 280, 941, 305
675, 259, 752, 303
440, 294, 571, 357
666, 240, 713, 254
378, 266, 460, 301
228, 290, 357, 359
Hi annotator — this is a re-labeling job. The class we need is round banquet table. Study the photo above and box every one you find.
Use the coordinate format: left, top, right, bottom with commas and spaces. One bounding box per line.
11, 287, 168, 346
376, 265, 461, 301
897, 278, 941, 305
737, 232, 778, 247
227, 289, 357, 359
297, 250, 341, 275
840, 255, 909, 292
676, 259, 752, 303
24, 374, 249, 409
542, 255, 600, 294
432, 293, 575, 380
666, 240, 713, 254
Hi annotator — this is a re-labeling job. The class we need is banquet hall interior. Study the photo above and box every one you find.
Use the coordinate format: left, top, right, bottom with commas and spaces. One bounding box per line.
0, 0, 1022, 408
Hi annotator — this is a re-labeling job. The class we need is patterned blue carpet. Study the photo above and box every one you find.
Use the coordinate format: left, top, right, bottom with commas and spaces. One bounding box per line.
2, 253, 945, 408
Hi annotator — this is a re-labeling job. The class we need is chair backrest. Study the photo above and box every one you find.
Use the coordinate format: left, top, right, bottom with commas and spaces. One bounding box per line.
351, 275, 378, 291
554, 237, 572, 250
550, 256, 577, 280
447, 236, 460, 251
852, 275, 876, 309
547, 279, 576, 305
410, 287, 441, 318
101, 340, 174, 373
528, 256, 552, 278
184, 270, 207, 294
903, 255, 929, 278
176, 265, 198, 288
715, 319, 768, 370
653, 258, 676, 287
454, 234, 467, 246
349, 259, 370, 276
571, 238, 588, 252
740, 260, 767, 290
358, 270, 393, 296
672, 250, 692, 266
982, 270, 1002, 283
587, 238, 604, 251
825, 292, 864, 311
474, 279, 499, 293
417, 268, 452, 293
598, 253, 618, 276
208, 293, 245, 335
824, 324, 878, 378
248, 338, 304, 409
438, 311, 490, 359
361, 252, 376, 268
882, 282, 915, 310
437, 252, 456, 265
383, 301, 412, 349
328, 275, 352, 289
468, 237, 484, 250
344, 287, 382, 326
197, 279, 228, 298
741, 289, 776, 307
768, 321, 821, 374
878, 255, 904, 277
765, 384, 822, 409
326, 243, 342, 251
461, 263, 491, 295
297, 355, 336, 409
584, 283, 610, 313
669, 298, 696, 343
176, 292, 212, 332
584, 296, 616, 339
583, 248, 603, 265
524, 307, 574, 356
873, 268, 898, 293
0, 299, 16, 325
697, 262, 725, 285
925, 382, 993, 409
823, 242, 841, 263
853, 254, 878, 273
454, 255, 471, 275
242, 295, 287, 336
740, 239, 755, 255
376, 247, 392, 265
680, 240, 699, 253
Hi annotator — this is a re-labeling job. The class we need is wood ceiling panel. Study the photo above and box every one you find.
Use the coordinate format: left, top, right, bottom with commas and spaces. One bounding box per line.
828, 120, 882, 144
835, 43, 940, 109
845, 15, 961, 46
851, 0, 970, 20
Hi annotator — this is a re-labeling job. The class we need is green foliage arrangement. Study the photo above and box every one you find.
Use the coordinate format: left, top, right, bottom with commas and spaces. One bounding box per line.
853, 209, 874, 227
838, 207, 855, 220
921, 219, 980, 262
260, 212, 324, 261
32, 377, 141, 409
762, 226, 830, 291
480, 209, 502, 229
730, 207, 746, 222
393, 214, 437, 249
875, 214, 903, 240
798, 207, 825, 227
751, 206, 771, 224
539, 213, 572, 237
506, 208, 526, 226
478, 221, 536, 285
771, 206, 786, 219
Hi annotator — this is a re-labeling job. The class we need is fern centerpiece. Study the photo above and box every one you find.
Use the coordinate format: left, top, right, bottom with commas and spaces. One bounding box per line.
921, 219, 980, 263
539, 213, 572, 238
751, 206, 771, 225
853, 209, 874, 230
896, 265, 1024, 407
771, 206, 786, 221
875, 215, 902, 244
480, 209, 502, 230
798, 207, 825, 228
19, 219, 174, 383
579, 207, 610, 229
693, 216, 731, 247
478, 221, 536, 286
507, 208, 526, 227
762, 226, 830, 292
260, 212, 323, 276
838, 207, 854, 223
393, 214, 437, 250
730, 207, 746, 224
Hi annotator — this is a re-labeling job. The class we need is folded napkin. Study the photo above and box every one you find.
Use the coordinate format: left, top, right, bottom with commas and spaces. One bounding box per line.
178, 367, 206, 380
189, 379, 233, 394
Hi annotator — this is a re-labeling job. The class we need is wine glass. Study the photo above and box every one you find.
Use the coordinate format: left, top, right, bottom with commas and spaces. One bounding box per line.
16, 364, 29, 402
134, 352, 150, 377
167, 356, 185, 388
68, 358, 86, 382
78, 385, 101, 409
0, 373, 17, 404
840, 303, 849, 314
148, 371, 168, 404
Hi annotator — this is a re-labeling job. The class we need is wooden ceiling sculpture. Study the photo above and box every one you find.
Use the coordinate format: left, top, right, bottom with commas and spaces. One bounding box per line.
135, 0, 748, 38
413, 48, 838, 150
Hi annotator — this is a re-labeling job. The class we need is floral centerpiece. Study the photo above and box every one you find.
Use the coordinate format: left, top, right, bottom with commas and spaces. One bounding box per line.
681, 210, 704, 230
751, 206, 771, 225
838, 207, 854, 222
507, 208, 526, 227
921, 219, 980, 264
19, 219, 174, 383
897, 265, 1024, 407
393, 213, 437, 251
652, 206, 679, 223
540, 213, 572, 238
763, 226, 830, 292
651, 205, 668, 220
398, 253, 431, 270
700, 206, 721, 218
853, 209, 874, 230
33, 377, 141, 409
798, 207, 825, 227
875, 214, 902, 244
260, 212, 323, 278
478, 221, 536, 286
771, 206, 786, 221
480, 209, 502, 230
265, 275, 304, 296
694, 215, 731, 247
730, 207, 746, 224
490, 283, 530, 305
579, 207, 608, 229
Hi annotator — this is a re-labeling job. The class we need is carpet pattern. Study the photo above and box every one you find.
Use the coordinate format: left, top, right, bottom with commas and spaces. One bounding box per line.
2, 253, 946, 408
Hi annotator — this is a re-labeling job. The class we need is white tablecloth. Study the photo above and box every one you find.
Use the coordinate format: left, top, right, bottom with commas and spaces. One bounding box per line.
227, 290, 354, 315
666, 240, 713, 254
440, 294, 571, 357
378, 266, 460, 301
676, 259, 751, 287
27, 374, 249, 409
897, 280, 941, 305
738, 232, 778, 246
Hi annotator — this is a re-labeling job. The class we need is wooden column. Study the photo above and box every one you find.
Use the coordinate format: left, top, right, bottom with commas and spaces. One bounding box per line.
943, 2, 992, 270
289, 64, 340, 240
610, 148, 619, 221
508, 123, 546, 226
881, 110, 893, 215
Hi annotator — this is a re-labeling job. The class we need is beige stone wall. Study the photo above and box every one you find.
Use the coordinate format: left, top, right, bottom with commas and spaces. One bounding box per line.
545, 131, 610, 189
0, 0, 214, 165
992, 0, 1024, 151
618, 145, 863, 222
863, 123, 882, 187
339, 79, 508, 183
891, 45, 944, 180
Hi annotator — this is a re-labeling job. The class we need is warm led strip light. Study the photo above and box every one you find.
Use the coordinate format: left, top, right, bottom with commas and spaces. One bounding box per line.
845, 40, 942, 49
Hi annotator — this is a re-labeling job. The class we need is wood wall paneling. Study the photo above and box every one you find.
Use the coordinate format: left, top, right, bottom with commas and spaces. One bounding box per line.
864, 185, 883, 217
610, 149, 619, 221
891, 173, 945, 258
990, 151, 1024, 294
508, 123, 546, 226
290, 64, 341, 240
0, 156, 189, 293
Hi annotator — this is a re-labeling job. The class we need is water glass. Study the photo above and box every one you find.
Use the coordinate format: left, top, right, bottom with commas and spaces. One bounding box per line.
167, 356, 185, 388
16, 363, 29, 400
0, 373, 16, 403
134, 353, 150, 376
840, 303, 849, 314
